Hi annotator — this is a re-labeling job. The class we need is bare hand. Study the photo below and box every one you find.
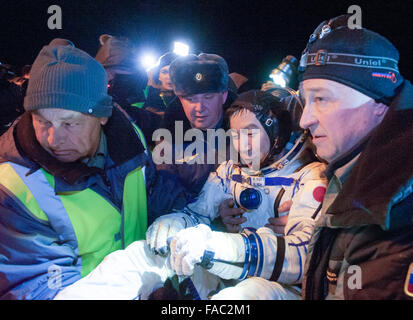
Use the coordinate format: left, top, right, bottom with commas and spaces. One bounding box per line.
218, 198, 247, 233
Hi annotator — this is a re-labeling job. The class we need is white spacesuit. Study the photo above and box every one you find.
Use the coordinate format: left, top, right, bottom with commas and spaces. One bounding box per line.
167, 133, 327, 300
55, 131, 327, 300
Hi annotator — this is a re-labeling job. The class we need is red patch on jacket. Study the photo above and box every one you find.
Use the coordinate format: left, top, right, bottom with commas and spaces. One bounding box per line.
313, 186, 326, 202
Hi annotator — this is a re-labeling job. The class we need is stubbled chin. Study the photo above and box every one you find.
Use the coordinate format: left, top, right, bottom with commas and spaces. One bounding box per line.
54, 155, 78, 163
52, 151, 81, 163
314, 147, 333, 163
193, 120, 210, 130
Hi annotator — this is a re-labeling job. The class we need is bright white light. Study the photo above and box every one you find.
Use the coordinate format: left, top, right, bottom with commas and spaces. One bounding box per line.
269, 73, 287, 88
173, 41, 189, 56
141, 54, 157, 71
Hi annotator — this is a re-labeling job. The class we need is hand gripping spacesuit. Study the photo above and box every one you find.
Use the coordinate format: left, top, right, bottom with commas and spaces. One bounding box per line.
55, 89, 327, 300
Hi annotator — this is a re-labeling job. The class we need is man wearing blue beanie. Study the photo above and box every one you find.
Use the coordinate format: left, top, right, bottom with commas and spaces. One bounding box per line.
298, 15, 413, 299
0, 39, 190, 299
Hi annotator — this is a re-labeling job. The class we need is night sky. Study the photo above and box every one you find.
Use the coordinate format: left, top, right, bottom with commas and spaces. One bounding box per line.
1, 0, 412, 85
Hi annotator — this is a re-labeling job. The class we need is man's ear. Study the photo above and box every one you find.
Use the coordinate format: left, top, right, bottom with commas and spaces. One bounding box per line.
99, 34, 112, 45
373, 102, 389, 117
100, 117, 109, 126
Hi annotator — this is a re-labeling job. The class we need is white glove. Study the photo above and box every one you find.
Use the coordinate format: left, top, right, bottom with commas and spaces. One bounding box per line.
169, 224, 245, 279
146, 212, 195, 256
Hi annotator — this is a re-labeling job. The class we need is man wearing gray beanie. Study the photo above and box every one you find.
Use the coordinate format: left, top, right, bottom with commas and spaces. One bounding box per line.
298, 15, 413, 300
0, 39, 190, 299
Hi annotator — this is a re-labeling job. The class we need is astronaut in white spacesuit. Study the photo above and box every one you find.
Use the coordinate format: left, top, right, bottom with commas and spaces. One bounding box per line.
55, 89, 327, 300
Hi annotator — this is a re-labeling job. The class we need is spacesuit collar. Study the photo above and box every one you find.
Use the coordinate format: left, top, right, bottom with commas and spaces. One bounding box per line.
262, 132, 309, 174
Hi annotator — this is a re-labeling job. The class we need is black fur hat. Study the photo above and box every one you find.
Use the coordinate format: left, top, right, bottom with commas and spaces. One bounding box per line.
169, 53, 229, 96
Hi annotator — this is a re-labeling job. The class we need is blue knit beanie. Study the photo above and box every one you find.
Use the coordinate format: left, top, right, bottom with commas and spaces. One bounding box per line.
24, 38, 113, 117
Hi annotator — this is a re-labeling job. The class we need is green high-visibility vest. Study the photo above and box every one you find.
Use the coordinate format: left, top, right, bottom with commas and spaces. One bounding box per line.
0, 125, 149, 277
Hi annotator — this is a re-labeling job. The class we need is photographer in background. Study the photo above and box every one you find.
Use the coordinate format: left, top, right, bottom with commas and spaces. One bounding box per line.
95, 34, 158, 149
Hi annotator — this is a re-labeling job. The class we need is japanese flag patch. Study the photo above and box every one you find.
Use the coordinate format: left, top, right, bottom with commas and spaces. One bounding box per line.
404, 263, 413, 298
312, 186, 326, 203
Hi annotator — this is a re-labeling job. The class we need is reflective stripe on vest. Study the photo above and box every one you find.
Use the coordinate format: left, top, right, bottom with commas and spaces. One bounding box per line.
0, 162, 147, 277
131, 122, 148, 151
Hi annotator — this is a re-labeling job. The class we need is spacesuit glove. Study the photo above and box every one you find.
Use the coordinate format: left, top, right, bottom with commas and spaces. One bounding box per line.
169, 224, 245, 279
146, 212, 196, 256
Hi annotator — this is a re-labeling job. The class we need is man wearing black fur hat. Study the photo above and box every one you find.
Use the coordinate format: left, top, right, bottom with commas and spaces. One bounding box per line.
298, 15, 413, 299
154, 53, 236, 196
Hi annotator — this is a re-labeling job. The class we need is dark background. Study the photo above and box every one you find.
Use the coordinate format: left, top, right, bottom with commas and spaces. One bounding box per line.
1, 0, 412, 86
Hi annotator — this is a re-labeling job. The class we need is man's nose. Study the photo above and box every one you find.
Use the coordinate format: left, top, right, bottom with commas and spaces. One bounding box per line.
238, 132, 251, 153
299, 103, 317, 130
193, 100, 205, 113
47, 126, 64, 148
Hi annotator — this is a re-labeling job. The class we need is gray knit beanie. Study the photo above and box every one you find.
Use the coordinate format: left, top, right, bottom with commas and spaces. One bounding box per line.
24, 38, 113, 117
